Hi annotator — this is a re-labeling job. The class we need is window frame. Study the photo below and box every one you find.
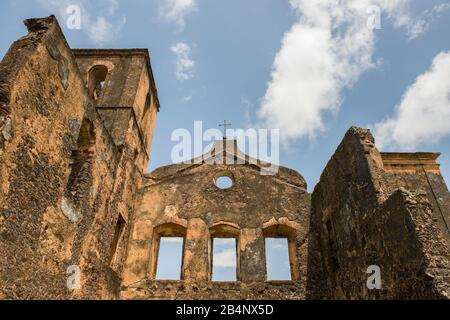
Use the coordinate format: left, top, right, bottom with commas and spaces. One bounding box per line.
209, 222, 240, 282
87, 65, 108, 101
150, 223, 187, 281
109, 213, 126, 267
263, 224, 299, 281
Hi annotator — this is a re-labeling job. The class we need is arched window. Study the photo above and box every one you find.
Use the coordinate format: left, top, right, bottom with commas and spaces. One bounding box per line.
210, 222, 240, 281
109, 214, 126, 267
263, 224, 299, 281
87, 65, 108, 101
65, 118, 95, 206
151, 223, 187, 280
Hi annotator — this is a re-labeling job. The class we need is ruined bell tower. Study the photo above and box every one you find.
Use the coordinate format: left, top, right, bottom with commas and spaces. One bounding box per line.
0, 16, 162, 299
72, 49, 160, 174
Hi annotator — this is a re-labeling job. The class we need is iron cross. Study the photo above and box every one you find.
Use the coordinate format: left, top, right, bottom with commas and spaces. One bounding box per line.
219, 120, 232, 139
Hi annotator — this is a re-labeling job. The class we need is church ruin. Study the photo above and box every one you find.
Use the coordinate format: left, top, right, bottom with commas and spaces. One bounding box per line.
0, 16, 449, 300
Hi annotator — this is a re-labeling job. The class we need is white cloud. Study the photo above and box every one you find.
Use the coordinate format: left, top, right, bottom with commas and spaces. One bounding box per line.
160, 0, 197, 28
433, 3, 450, 14
86, 16, 125, 45
373, 51, 450, 150
402, 3, 450, 40
257, 0, 444, 144
106, 0, 119, 16
36, 0, 126, 46
171, 42, 195, 81
213, 248, 236, 268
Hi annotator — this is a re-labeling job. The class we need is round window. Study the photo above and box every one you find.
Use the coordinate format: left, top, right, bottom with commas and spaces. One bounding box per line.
215, 176, 234, 189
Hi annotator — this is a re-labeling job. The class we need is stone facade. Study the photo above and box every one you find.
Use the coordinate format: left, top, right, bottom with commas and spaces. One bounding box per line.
0, 16, 448, 300
121, 140, 310, 299
307, 128, 450, 299
0, 16, 159, 299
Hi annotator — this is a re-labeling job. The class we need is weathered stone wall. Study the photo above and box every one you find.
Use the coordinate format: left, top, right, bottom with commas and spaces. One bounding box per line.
0, 15, 448, 301
122, 141, 311, 300
379, 153, 450, 245
73, 49, 160, 174
307, 127, 450, 299
123, 280, 304, 300
0, 16, 158, 299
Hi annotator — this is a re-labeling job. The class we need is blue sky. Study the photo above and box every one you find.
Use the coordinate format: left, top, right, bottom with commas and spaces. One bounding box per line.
1, 1, 450, 191
156, 237, 184, 280
265, 238, 291, 280
212, 238, 237, 281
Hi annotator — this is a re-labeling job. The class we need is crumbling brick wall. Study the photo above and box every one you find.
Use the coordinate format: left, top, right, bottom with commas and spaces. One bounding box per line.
0, 16, 158, 300
307, 127, 450, 299
121, 140, 311, 300
379, 153, 450, 246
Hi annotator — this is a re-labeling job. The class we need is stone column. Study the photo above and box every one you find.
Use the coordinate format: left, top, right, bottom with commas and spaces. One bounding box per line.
182, 218, 210, 281
239, 228, 265, 282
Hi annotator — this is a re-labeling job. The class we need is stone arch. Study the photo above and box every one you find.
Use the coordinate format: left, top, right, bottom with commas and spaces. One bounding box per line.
263, 220, 300, 281
210, 221, 240, 237
87, 65, 108, 101
149, 222, 187, 280
209, 221, 240, 281
263, 223, 298, 237
65, 118, 95, 207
